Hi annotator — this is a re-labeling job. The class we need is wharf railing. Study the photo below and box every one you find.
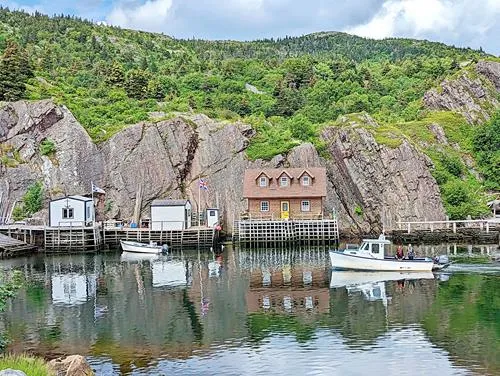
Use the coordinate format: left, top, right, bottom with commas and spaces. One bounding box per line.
396, 219, 499, 234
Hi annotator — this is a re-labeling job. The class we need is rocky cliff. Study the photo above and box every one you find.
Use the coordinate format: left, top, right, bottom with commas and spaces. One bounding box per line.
1, 61, 498, 235
0, 101, 445, 235
423, 61, 499, 124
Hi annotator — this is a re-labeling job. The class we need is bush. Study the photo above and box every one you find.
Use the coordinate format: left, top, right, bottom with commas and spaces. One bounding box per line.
40, 138, 56, 156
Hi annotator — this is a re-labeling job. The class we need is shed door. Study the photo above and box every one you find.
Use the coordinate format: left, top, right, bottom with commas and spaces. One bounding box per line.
280, 201, 289, 219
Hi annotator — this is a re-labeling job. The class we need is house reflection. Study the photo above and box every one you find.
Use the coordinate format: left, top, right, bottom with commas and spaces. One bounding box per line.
51, 273, 97, 305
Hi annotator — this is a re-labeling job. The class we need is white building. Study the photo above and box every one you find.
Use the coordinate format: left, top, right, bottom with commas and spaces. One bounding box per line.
151, 199, 192, 230
49, 195, 94, 227
206, 208, 220, 227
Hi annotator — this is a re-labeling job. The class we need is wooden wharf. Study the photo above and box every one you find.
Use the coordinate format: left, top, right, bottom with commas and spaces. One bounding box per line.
0, 233, 38, 258
391, 219, 500, 244
232, 219, 339, 247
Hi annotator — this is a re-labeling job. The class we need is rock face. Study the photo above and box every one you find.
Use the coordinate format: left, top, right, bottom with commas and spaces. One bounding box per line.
0, 99, 448, 234
48, 355, 94, 376
423, 61, 500, 124
321, 116, 446, 234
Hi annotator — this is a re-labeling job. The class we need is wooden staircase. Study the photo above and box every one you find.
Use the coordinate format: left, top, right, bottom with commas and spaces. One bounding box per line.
0, 233, 38, 258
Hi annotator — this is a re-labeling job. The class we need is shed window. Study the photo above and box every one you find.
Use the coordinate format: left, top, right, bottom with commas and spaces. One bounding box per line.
301, 200, 310, 212
62, 207, 74, 219
260, 201, 269, 212
259, 176, 268, 187
280, 176, 289, 187
302, 175, 310, 186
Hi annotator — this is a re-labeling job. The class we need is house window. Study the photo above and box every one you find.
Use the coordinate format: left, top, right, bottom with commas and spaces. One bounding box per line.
301, 200, 310, 212
302, 175, 310, 186
260, 201, 269, 212
259, 176, 268, 187
280, 176, 289, 187
62, 207, 74, 219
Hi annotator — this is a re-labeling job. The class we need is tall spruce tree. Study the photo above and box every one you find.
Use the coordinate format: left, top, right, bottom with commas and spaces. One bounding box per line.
0, 41, 33, 101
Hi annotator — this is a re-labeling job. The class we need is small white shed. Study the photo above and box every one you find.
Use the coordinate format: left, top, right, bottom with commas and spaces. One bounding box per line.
49, 195, 94, 227
206, 208, 220, 227
151, 199, 192, 230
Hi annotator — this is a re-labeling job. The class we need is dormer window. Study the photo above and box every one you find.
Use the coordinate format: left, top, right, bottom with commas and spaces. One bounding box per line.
259, 176, 268, 187
280, 176, 289, 187
302, 175, 310, 186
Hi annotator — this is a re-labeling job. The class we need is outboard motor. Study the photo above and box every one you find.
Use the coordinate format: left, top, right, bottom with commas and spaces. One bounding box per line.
161, 244, 169, 253
434, 255, 449, 264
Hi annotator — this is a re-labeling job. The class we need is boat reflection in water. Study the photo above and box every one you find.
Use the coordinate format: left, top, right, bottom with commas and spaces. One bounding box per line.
120, 251, 192, 288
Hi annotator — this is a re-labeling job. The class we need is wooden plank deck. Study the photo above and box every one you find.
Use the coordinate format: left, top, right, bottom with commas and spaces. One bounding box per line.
0, 233, 38, 258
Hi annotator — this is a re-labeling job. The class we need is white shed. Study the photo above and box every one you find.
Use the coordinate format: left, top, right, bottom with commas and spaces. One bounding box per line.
49, 195, 94, 227
151, 199, 192, 230
206, 208, 220, 227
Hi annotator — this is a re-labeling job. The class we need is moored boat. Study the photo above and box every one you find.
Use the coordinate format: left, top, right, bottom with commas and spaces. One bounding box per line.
120, 240, 168, 254
329, 235, 449, 272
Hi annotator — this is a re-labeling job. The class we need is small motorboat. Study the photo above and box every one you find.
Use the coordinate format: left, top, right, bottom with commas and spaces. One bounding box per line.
329, 235, 450, 272
120, 240, 168, 254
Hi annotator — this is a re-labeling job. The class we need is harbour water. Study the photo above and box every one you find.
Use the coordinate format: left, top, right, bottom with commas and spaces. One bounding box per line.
0, 243, 499, 375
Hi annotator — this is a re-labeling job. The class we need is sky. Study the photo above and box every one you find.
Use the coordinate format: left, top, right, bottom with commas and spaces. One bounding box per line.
1, 0, 499, 55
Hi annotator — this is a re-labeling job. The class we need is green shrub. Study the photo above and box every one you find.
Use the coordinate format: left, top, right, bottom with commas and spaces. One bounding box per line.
40, 138, 56, 156
0, 354, 52, 376
354, 205, 363, 216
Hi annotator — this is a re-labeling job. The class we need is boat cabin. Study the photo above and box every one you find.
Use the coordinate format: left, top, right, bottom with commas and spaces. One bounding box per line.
343, 237, 391, 260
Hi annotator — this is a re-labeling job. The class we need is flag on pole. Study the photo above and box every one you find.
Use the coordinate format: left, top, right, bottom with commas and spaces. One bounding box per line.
91, 182, 105, 194
199, 178, 208, 191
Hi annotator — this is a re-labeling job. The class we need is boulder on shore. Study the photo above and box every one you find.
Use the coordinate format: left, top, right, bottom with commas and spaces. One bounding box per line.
48, 355, 94, 376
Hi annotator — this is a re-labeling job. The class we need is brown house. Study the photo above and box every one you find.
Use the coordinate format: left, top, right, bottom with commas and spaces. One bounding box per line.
242, 167, 327, 219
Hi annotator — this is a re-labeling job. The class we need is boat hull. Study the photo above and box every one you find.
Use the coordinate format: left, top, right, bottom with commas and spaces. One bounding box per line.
329, 251, 434, 272
120, 240, 163, 254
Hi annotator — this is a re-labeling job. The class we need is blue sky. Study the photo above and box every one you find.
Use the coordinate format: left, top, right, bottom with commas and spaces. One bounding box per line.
2, 0, 499, 54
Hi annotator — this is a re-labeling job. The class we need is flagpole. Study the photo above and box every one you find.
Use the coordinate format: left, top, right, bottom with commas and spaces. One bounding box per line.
198, 178, 201, 223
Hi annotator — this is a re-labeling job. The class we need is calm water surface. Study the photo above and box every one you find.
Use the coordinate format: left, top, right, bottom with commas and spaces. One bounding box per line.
0, 244, 499, 376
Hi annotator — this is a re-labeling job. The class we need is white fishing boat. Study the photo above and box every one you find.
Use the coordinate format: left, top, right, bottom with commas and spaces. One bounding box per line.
330, 270, 435, 288
329, 235, 449, 272
120, 240, 168, 254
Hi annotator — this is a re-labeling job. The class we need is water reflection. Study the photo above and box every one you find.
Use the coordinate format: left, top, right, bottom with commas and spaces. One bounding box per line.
0, 246, 498, 375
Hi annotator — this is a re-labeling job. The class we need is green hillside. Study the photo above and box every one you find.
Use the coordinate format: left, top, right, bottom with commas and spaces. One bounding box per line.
0, 8, 498, 219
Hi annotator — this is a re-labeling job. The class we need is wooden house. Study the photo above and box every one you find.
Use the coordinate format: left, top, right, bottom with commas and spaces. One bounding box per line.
49, 195, 94, 227
150, 199, 192, 230
242, 168, 327, 220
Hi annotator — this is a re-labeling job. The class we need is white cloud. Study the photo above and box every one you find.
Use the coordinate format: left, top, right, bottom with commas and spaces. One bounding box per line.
107, 0, 173, 32
347, 0, 500, 49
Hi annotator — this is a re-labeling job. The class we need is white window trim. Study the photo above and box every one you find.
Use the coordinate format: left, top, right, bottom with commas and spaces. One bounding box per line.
260, 201, 270, 212
259, 176, 267, 187
280, 176, 289, 187
301, 200, 311, 212
302, 176, 310, 186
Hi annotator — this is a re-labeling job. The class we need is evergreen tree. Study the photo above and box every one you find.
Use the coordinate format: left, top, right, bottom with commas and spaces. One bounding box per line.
0, 40, 33, 101
106, 61, 125, 87
124, 69, 149, 99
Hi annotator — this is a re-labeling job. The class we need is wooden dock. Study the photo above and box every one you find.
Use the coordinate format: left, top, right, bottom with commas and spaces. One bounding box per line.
391, 219, 500, 244
232, 219, 339, 247
102, 224, 218, 249
0, 233, 38, 258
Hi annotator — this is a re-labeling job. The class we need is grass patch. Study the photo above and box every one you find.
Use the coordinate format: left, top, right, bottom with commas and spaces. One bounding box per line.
0, 354, 53, 376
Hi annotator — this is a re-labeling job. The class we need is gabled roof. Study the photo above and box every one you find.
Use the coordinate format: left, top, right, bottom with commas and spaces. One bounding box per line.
277, 170, 293, 179
243, 167, 327, 199
151, 199, 190, 207
256, 171, 272, 180
51, 195, 92, 203
298, 169, 315, 179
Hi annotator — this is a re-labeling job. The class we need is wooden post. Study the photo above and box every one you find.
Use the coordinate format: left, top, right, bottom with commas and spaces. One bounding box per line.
407, 222, 411, 234
452, 222, 456, 233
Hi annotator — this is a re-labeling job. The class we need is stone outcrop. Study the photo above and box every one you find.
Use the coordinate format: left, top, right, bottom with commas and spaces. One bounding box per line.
423, 61, 500, 124
0, 99, 448, 234
321, 116, 446, 234
48, 355, 94, 376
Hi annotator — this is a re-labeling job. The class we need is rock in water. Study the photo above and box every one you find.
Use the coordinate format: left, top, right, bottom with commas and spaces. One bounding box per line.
0, 370, 27, 376
48, 355, 94, 376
